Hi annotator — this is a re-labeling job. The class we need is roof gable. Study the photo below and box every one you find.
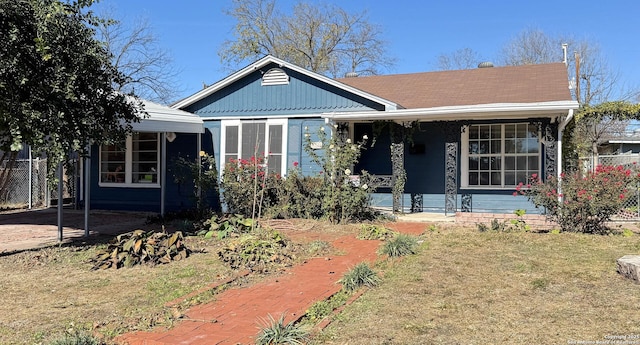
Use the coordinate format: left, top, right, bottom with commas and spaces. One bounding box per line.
173, 55, 398, 113
336, 63, 573, 109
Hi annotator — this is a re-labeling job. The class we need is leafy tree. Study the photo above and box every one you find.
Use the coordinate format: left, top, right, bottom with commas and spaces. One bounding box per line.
219, 0, 395, 77
97, 12, 182, 104
0, 0, 142, 184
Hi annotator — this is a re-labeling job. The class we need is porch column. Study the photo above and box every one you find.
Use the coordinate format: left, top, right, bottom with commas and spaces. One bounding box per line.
390, 123, 405, 213
444, 122, 459, 215
543, 122, 558, 180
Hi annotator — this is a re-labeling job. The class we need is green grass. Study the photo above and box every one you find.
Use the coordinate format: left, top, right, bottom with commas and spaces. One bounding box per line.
315, 225, 640, 345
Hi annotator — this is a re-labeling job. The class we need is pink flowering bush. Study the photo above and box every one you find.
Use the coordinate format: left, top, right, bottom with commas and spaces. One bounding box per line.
221, 156, 283, 217
520, 165, 638, 234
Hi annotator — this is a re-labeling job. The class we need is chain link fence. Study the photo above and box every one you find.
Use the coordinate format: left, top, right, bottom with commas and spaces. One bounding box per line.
581, 154, 640, 221
0, 158, 48, 209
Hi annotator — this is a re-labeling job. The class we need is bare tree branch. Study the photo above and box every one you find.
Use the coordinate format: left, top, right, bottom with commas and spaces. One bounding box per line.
219, 0, 395, 77
97, 13, 183, 104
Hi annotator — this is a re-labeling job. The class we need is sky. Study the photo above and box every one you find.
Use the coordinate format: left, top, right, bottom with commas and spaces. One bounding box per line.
93, 0, 640, 103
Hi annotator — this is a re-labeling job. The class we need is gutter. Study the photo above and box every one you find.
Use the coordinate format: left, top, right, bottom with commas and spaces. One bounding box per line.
557, 108, 575, 199
321, 101, 580, 122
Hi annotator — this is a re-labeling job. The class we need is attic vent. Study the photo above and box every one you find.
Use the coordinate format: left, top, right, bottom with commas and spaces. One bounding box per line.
478, 61, 494, 68
344, 71, 358, 78
262, 68, 289, 86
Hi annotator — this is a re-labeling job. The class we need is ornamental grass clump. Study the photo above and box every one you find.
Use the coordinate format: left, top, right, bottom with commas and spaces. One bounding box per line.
520, 165, 639, 234
380, 233, 419, 257
255, 313, 308, 345
340, 262, 381, 292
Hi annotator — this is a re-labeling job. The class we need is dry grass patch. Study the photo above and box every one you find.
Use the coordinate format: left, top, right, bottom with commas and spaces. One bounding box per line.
0, 236, 234, 345
316, 225, 640, 345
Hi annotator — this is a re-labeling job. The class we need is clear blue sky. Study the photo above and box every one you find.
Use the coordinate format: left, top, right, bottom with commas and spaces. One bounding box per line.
94, 0, 640, 103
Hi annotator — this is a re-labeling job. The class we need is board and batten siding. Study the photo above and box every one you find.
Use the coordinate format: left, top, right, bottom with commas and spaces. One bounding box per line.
184, 63, 382, 118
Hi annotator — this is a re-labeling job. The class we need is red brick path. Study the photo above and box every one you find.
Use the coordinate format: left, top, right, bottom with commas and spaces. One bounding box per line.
116, 222, 426, 345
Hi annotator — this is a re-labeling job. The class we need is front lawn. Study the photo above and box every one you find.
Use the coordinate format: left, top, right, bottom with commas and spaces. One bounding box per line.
315, 225, 640, 344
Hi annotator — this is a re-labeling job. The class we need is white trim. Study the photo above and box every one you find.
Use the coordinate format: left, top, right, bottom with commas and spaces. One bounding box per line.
262, 68, 290, 86
220, 119, 288, 177
98, 133, 161, 188
171, 55, 398, 111
608, 140, 640, 144
132, 98, 204, 134
461, 123, 541, 189
199, 114, 321, 121
321, 100, 580, 122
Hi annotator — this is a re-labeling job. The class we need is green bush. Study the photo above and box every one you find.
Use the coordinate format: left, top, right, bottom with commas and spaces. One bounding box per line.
380, 234, 419, 257
220, 156, 283, 218
520, 165, 638, 234
340, 262, 381, 292
217, 230, 296, 273
47, 331, 100, 345
200, 213, 254, 239
255, 313, 308, 345
357, 224, 397, 240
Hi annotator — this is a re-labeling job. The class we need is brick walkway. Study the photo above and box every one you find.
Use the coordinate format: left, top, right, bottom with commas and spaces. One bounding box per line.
116, 222, 427, 345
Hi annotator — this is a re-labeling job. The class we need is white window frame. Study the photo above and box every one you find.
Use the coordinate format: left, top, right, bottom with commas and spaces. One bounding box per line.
220, 119, 288, 176
98, 133, 161, 188
461, 123, 541, 189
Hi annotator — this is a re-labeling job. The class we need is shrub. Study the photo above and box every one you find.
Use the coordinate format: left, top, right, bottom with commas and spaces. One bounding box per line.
220, 156, 284, 218
255, 313, 308, 345
380, 234, 419, 257
91, 230, 189, 269
217, 230, 296, 273
302, 126, 378, 223
357, 224, 397, 240
47, 330, 101, 345
340, 262, 381, 292
303, 289, 349, 324
520, 165, 638, 234
200, 213, 254, 239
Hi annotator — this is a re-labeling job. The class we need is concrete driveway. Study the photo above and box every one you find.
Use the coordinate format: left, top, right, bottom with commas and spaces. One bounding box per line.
0, 208, 156, 254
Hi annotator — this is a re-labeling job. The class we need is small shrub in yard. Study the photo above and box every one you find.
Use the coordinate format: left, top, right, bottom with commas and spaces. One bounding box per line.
357, 224, 397, 240
477, 210, 530, 233
217, 230, 296, 273
380, 234, 419, 257
47, 330, 101, 345
519, 166, 639, 234
255, 313, 308, 345
340, 262, 380, 292
91, 230, 190, 269
221, 156, 283, 218
200, 213, 254, 239
303, 289, 349, 324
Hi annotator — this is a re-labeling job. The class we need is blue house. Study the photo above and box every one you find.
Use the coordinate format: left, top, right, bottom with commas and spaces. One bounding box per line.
88, 55, 579, 216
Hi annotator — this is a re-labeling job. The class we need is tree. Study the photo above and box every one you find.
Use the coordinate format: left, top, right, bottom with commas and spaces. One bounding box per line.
499, 27, 631, 106
219, 0, 395, 77
97, 13, 182, 104
436, 48, 484, 70
573, 101, 640, 164
0, 0, 142, 185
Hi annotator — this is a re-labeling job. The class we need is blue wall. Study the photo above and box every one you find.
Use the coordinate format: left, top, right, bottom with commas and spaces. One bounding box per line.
184, 63, 383, 117
90, 133, 214, 213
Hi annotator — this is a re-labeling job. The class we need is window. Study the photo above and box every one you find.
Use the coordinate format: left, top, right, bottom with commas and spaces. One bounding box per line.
461, 123, 539, 188
221, 120, 287, 175
100, 132, 160, 187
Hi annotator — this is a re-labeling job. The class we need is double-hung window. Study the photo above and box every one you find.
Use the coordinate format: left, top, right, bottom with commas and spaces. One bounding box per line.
461, 123, 540, 188
221, 119, 287, 176
99, 132, 160, 187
